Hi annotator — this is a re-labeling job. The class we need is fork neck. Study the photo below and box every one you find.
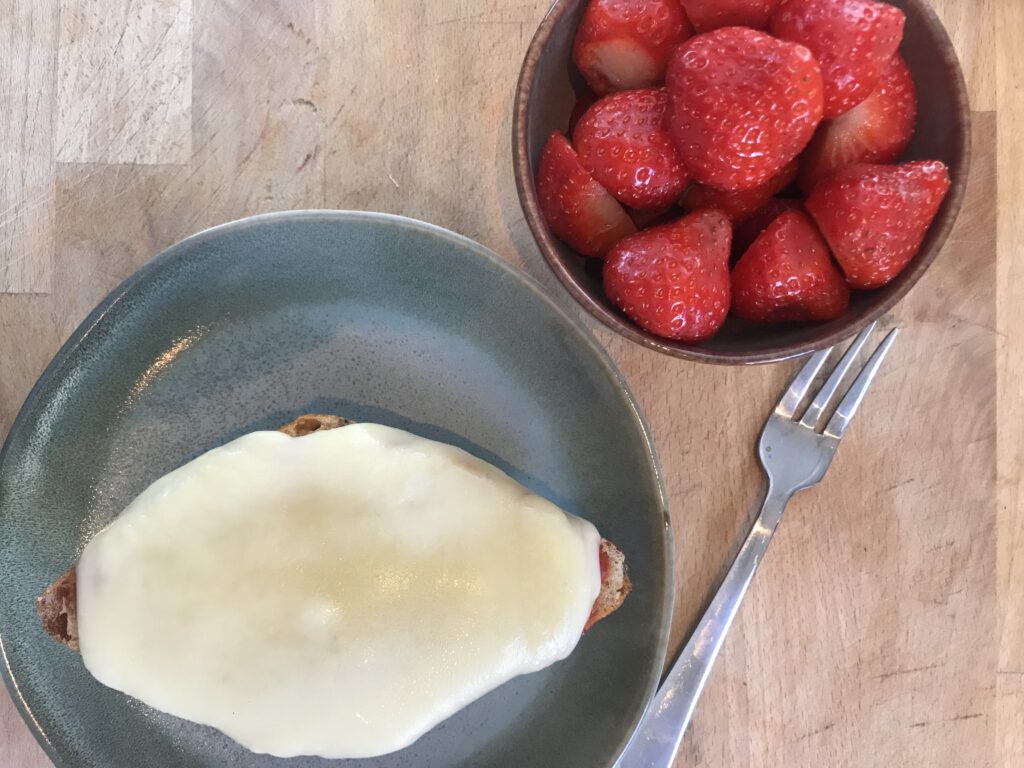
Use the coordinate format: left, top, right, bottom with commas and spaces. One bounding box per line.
758, 483, 791, 531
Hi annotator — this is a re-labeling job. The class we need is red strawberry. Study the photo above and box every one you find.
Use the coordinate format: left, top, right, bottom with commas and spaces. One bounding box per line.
567, 90, 599, 138
681, 158, 797, 221
731, 197, 803, 258
770, 0, 906, 118
536, 132, 638, 258
680, 0, 781, 31
575, 89, 690, 211
665, 27, 823, 191
805, 161, 950, 288
798, 54, 917, 192
573, 0, 693, 95
628, 205, 678, 229
731, 210, 849, 322
603, 209, 732, 341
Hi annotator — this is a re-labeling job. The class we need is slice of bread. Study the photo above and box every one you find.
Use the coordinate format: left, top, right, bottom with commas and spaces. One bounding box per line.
36, 414, 630, 650
36, 565, 78, 650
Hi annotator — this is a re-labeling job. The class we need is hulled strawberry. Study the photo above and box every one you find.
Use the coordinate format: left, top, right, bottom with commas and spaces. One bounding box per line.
665, 27, 823, 191
603, 209, 731, 341
681, 159, 797, 221
798, 54, 917, 192
680, 0, 781, 31
572, 0, 693, 95
770, 0, 906, 118
730, 197, 804, 259
731, 209, 849, 321
575, 89, 690, 211
536, 132, 638, 258
567, 89, 599, 138
805, 161, 950, 288
627, 205, 678, 229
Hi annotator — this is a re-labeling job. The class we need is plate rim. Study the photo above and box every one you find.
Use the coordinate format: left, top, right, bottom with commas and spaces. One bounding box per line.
0, 209, 675, 767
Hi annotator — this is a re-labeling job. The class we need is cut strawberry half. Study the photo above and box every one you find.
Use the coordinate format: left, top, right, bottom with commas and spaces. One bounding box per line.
575, 88, 690, 211
731, 209, 849, 322
730, 197, 804, 260
535, 132, 638, 259
680, 0, 781, 31
604, 209, 732, 341
770, 0, 905, 118
798, 54, 917, 193
567, 90, 599, 139
627, 205, 678, 229
681, 159, 797, 221
665, 27, 823, 191
572, 0, 692, 95
805, 161, 950, 289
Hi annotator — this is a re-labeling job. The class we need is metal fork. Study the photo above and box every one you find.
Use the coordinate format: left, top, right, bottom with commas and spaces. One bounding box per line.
616, 322, 899, 768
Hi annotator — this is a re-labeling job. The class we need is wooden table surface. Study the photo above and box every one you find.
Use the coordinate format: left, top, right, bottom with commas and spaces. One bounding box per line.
1, 1, 1020, 766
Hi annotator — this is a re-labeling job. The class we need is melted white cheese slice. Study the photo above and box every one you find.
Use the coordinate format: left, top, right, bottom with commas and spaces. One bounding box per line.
76, 423, 602, 758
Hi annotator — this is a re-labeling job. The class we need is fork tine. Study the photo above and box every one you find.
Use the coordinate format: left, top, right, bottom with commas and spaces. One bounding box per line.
776, 346, 833, 419
799, 322, 878, 430
823, 328, 899, 439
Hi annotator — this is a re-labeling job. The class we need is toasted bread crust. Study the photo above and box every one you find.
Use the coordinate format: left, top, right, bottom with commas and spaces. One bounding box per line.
278, 413, 353, 437
37, 414, 629, 650
36, 567, 78, 651
585, 539, 631, 633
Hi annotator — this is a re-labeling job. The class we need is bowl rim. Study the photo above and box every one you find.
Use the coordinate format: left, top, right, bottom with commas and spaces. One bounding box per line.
512, 0, 972, 365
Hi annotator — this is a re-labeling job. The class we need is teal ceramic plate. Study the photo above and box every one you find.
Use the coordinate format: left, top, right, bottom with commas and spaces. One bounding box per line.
0, 211, 672, 768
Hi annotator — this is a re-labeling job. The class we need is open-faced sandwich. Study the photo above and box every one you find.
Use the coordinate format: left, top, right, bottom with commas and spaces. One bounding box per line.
37, 414, 630, 759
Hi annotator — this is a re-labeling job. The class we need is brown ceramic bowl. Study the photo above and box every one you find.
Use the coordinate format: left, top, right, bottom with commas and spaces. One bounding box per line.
513, 0, 970, 364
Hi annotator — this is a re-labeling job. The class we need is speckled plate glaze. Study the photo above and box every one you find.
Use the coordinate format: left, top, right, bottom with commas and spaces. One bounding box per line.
0, 211, 672, 768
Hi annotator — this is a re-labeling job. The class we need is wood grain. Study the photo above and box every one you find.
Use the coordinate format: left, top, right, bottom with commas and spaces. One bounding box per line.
317, 1, 537, 266
187, 0, 324, 227
930, 0, 997, 111
54, 0, 191, 164
996, 1, 1024, 765
0, 1, 57, 294
0, 1, 1018, 767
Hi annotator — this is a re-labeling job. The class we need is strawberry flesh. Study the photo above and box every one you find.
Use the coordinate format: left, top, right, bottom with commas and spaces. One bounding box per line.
731, 209, 849, 321
770, 0, 906, 118
798, 53, 917, 192
805, 161, 950, 289
665, 27, 823, 191
627, 205, 678, 229
680, 0, 781, 32
536, 132, 638, 258
573, 0, 693, 95
575, 88, 690, 211
603, 209, 732, 341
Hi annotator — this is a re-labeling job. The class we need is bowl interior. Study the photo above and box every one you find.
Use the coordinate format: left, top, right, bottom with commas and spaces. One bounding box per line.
517, 0, 969, 363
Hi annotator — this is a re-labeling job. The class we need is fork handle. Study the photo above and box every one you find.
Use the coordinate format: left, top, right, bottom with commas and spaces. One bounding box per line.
614, 487, 790, 768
